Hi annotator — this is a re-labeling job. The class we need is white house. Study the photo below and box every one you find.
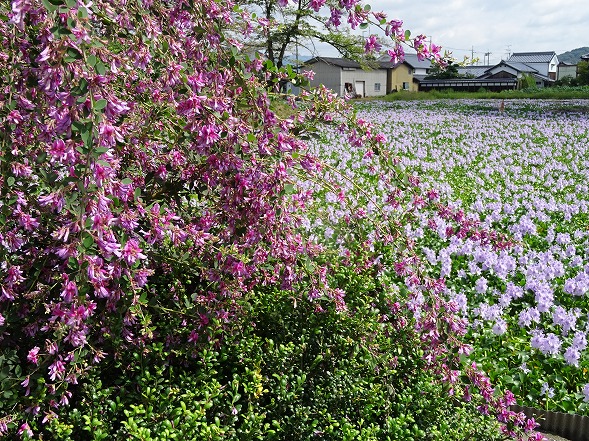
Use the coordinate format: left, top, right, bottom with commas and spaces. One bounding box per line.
401, 53, 433, 78
302, 57, 387, 98
506, 52, 559, 80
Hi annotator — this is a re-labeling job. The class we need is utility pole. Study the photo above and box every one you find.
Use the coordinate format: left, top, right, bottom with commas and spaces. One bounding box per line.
471, 46, 474, 60
505, 44, 511, 60
484, 51, 492, 65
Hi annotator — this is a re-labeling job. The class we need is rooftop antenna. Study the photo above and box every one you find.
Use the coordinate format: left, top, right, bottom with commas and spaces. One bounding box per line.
505, 44, 511, 59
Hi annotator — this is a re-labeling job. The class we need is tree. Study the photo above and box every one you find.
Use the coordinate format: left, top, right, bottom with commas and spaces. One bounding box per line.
425, 61, 465, 79
519, 73, 538, 89
576, 61, 589, 85
238, 0, 394, 69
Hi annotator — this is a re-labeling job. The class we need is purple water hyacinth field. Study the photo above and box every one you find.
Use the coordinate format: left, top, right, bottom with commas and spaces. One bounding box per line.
300, 99, 589, 415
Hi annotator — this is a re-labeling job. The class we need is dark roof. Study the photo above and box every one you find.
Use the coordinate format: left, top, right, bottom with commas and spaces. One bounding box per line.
418, 78, 518, 86
530, 72, 555, 83
305, 57, 385, 70
378, 59, 410, 69
306, 54, 433, 71
507, 52, 557, 63
305, 57, 363, 68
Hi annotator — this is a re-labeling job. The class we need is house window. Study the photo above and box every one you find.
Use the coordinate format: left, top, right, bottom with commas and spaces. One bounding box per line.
374, 83, 381, 92
402, 82, 410, 90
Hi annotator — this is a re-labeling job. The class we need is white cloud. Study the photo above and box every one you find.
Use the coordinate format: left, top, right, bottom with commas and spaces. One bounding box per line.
354, 0, 589, 63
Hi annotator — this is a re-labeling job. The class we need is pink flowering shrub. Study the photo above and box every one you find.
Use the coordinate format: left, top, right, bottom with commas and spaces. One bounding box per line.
0, 0, 539, 438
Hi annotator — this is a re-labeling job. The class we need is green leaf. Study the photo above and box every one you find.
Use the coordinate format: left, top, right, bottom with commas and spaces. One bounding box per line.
80, 122, 93, 148
42, 0, 60, 12
359, 22, 368, 30
121, 178, 133, 185
93, 99, 108, 111
87, 54, 97, 67
364, 4, 371, 11
6, 177, 15, 186
82, 235, 94, 249
78, 6, 89, 19
67, 48, 83, 60
72, 77, 89, 97
36, 151, 48, 164
54, 24, 72, 37
404, 30, 411, 40
72, 120, 88, 132
95, 61, 106, 75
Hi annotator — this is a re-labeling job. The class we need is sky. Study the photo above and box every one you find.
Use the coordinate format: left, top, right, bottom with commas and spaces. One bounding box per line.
313, 0, 589, 65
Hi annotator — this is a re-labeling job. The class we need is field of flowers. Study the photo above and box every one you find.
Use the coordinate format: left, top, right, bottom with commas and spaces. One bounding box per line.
300, 98, 589, 415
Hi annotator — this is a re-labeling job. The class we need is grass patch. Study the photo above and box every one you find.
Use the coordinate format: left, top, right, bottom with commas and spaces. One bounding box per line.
383, 86, 589, 101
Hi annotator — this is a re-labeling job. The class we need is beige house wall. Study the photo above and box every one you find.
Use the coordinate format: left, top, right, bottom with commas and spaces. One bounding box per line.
387, 63, 417, 92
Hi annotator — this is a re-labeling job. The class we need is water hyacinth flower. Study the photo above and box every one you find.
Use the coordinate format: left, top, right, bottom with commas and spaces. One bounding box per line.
492, 318, 507, 336
552, 306, 580, 336
303, 98, 589, 416
541, 382, 555, 399
530, 331, 561, 356
475, 276, 488, 294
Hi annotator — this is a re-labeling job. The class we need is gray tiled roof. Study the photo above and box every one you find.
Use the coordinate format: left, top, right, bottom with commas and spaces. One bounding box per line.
305, 57, 363, 69
457, 65, 493, 77
377, 58, 404, 69
507, 52, 556, 63
379, 53, 432, 69
402, 53, 433, 69
500, 61, 539, 73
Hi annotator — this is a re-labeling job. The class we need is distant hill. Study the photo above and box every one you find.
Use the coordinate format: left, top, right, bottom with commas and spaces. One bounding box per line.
558, 47, 589, 64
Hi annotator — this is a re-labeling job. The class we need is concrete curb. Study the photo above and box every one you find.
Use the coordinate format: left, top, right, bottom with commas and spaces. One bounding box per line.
511, 405, 589, 441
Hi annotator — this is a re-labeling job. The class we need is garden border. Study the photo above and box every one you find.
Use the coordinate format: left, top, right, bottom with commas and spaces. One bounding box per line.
511, 405, 589, 441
